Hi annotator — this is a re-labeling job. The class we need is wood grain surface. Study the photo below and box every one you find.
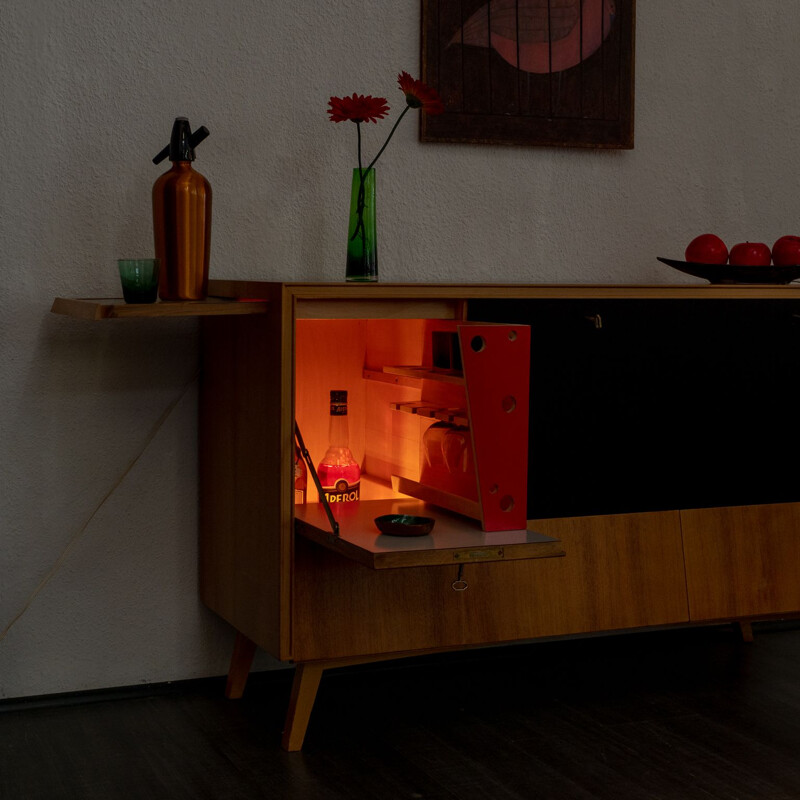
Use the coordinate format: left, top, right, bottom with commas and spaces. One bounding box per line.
293, 510, 689, 661
682, 502, 800, 621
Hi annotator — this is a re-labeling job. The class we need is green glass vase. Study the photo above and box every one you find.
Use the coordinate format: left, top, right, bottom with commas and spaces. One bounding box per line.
346, 167, 377, 282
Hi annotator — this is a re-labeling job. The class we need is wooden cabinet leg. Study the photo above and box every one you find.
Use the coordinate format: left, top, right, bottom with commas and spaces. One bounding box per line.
225, 632, 257, 699
736, 621, 755, 642
281, 662, 324, 752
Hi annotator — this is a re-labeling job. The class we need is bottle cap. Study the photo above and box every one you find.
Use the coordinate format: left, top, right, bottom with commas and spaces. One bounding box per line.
329, 390, 348, 416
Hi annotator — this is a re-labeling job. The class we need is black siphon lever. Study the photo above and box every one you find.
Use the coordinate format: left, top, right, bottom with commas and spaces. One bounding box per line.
152, 124, 210, 165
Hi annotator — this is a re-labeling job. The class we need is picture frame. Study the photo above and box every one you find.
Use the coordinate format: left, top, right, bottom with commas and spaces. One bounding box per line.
420, 0, 635, 148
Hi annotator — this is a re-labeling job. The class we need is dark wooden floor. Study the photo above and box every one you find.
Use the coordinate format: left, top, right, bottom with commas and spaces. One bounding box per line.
3, 622, 800, 799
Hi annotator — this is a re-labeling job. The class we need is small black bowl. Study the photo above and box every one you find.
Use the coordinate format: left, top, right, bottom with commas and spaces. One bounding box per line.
374, 514, 435, 537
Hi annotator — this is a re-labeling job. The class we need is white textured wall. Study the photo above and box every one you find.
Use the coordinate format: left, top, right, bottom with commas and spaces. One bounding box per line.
2, 0, 800, 699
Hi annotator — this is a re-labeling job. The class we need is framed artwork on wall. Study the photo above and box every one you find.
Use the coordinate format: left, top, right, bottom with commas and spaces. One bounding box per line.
421, 0, 635, 148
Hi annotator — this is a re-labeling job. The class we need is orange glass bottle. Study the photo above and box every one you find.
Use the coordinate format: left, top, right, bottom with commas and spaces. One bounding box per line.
152, 117, 212, 301
294, 444, 307, 504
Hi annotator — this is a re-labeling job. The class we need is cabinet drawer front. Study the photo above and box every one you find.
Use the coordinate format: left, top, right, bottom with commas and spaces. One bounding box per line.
682, 503, 800, 621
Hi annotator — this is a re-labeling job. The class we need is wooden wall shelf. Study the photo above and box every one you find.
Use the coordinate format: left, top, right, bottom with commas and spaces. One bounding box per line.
50, 296, 269, 320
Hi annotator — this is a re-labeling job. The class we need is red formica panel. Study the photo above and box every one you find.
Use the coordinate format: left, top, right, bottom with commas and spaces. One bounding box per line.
460, 324, 530, 531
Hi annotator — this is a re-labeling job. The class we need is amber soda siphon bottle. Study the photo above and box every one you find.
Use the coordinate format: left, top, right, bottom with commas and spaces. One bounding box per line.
152, 117, 212, 301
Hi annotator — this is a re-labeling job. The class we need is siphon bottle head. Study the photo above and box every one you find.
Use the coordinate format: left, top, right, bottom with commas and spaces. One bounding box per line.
152, 118, 210, 164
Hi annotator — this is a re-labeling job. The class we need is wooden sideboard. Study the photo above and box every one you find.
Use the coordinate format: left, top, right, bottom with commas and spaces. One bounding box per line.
53, 282, 800, 751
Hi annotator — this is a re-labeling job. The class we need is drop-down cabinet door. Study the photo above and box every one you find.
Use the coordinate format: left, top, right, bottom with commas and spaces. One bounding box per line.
292, 509, 690, 662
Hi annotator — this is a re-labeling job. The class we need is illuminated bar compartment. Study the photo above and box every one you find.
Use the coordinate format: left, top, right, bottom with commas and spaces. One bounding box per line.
292, 316, 557, 568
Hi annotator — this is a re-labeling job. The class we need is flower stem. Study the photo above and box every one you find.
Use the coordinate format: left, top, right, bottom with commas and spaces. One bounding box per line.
356, 121, 363, 176
366, 105, 410, 172
351, 122, 367, 245
349, 104, 411, 248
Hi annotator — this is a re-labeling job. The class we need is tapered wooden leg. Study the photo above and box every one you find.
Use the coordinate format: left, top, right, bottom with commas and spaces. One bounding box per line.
281, 662, 324, 751
736, 621, 755, 642
225, 632, 257, 699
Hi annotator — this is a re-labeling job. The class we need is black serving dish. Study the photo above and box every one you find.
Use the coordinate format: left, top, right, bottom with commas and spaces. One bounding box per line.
658, 257, 800, 285
374, 514, 435, 537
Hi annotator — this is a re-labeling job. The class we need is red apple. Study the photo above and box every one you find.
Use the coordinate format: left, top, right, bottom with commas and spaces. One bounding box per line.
729, 242, 771, 266
685, 233, 728, 264
771, 235, 800, 266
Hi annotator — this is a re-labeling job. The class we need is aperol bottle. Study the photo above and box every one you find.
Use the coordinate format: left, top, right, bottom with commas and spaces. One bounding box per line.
317, 390, 360, 503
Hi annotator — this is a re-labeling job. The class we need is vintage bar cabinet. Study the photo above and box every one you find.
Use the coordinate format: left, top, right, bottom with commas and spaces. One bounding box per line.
53, 281, 800, 750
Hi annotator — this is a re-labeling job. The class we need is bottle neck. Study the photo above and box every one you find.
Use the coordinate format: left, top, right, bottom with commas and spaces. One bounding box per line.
328, 413, 349, 447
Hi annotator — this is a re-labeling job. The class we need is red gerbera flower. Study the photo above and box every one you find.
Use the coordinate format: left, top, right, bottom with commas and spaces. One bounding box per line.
397, 71, 444, 115
327, 93, 390, 124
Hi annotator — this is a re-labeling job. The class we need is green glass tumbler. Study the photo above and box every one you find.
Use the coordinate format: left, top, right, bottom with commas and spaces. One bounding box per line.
346, 168, 377, 282
118, 258, 160, 304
